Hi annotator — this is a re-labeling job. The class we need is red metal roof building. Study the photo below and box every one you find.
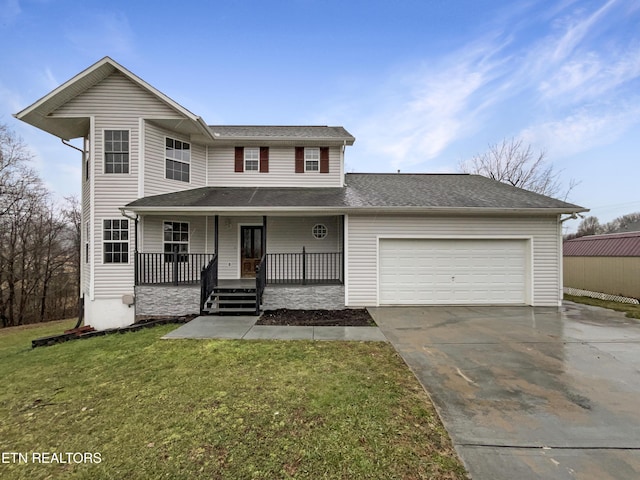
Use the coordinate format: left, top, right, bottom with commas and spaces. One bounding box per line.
564, 231, 640, 257
563, 231, 640, 299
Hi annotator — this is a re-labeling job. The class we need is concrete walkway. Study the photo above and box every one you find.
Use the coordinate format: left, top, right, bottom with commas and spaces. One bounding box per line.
162, 315, 387, 342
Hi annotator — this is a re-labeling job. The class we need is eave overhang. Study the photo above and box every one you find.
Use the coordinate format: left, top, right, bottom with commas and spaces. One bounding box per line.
14, 56, 215, 142
122, 205, 589, 216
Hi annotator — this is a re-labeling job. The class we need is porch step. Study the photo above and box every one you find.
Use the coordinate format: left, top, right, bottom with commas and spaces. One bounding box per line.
204, 287, 260, 316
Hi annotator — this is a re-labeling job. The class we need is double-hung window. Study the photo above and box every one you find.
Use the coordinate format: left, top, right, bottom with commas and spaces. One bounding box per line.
244, 147, 259, 171
104, 130, 129, 173
103, 219, 129, 263
166, 138, 190, 182
164, 221, 189, 262
305, 147, 320, 172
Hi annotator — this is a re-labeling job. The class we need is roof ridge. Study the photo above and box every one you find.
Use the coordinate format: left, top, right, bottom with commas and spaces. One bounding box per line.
566, 231, 640, 241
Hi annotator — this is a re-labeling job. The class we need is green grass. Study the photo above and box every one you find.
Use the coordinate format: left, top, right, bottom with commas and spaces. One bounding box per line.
0, 321, 467, 479
565, 294, 640, 319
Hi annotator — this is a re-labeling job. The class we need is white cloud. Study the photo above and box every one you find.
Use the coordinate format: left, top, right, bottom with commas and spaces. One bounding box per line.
355, 41, 509, 170
41, 68, 59, 91
520, 104, 640, 157
549, 0, 617, 63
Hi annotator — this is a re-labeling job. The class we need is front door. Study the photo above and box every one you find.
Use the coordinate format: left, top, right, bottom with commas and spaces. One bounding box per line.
240, 226, 263, 278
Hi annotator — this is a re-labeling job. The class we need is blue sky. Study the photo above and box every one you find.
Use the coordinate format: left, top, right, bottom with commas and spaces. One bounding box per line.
1, 0, 639, 230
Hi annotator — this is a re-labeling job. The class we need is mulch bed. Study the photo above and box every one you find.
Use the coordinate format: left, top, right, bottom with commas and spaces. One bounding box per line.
257, 308, 376, 327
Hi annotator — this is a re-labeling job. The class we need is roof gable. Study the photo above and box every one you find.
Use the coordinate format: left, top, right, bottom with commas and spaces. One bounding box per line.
14, 56, 213, 141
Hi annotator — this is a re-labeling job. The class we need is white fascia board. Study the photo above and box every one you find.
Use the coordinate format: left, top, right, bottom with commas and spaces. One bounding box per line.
125, 206, 590, 216
208, 136, 355, 145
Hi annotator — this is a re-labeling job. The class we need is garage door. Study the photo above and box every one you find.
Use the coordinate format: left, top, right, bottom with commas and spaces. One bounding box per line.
379, 239, 527, 305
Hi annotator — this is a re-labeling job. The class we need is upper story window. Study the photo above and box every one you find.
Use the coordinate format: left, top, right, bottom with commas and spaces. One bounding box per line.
305, 147, 320, 172
166, 137, 190, 182
104, 130, 129, 174
295, 147, 329, 173
235, 146, 269, 173
163, 221, 189, 262
103, 219, 129, 264
244, 147, 259, 171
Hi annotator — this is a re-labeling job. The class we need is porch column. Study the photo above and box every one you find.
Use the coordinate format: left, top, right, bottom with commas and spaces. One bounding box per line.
214, 215, 219, 255
262, 215, 267, 256
341, 214, 345, 283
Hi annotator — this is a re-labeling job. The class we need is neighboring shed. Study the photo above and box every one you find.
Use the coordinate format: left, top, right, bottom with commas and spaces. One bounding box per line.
563, 231, 640, 299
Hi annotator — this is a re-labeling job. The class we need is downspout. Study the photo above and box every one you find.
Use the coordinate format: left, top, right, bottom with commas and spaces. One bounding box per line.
119, 208, 139, 293
558, 212, 581, 308
62, 138, 84, 154
61, 138, 86, 329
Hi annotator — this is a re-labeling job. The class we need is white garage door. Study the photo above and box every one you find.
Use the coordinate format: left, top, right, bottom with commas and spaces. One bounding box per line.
379, 239, 528, 305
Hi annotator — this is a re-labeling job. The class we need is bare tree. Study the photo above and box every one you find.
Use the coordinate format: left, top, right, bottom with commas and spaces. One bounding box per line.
576, 216, 602, 237
0, 123, 80, 327
0, 123, 39, 217
458, 138, 577, 199
601, 212, 640, 234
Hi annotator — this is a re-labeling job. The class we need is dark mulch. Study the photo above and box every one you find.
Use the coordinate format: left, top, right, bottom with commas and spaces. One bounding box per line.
257, 308, 376, 327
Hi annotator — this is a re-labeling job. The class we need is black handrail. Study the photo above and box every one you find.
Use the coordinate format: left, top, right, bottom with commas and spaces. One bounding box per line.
200, 254, 218, 314
136, 253, 215, 286
265, 250, 342, 284
255, 254, 267, 315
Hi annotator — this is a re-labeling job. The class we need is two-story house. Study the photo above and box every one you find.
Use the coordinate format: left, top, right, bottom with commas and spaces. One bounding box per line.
15, 57, 586, 330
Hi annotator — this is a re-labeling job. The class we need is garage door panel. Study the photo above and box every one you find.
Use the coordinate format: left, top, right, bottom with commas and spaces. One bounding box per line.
379, 239, 527, 305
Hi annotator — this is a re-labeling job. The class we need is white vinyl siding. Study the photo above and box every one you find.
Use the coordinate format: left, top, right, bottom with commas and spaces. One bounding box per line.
208, 146, 343, 187
346, 214, 561, 307
144, 123, 206, 195
51, 71, 182, 297
141, 216, 211, 254
379, 239, 528, 305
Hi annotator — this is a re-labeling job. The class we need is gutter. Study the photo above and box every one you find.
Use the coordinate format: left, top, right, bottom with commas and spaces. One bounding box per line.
123, 205, 590, 216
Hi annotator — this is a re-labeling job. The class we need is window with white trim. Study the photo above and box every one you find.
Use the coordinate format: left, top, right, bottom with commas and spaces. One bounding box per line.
165, 137, 190, 182
305, 147, 320, 172
312, 224, 327, 239
244, 147, 259, 171
164, 221, 189, 262
104, 130, 129, 173
103, 219, 129, 263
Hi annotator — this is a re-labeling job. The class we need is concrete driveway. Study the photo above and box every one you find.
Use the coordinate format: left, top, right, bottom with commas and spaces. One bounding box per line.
368, 302, 640, 480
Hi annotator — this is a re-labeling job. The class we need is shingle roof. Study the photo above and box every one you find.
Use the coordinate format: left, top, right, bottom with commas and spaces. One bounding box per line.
344, 173, 581, 209
126, 173, 585, 213
208, 125, 355, 143
564, 231, 640, 257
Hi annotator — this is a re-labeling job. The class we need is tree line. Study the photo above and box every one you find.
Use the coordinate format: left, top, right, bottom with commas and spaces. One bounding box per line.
0, 123, 80, 327
565, 212, 640, 240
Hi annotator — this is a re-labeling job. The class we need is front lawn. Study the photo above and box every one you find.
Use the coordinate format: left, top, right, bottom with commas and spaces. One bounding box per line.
565, 294, 640, 320
0, 320, 467, 479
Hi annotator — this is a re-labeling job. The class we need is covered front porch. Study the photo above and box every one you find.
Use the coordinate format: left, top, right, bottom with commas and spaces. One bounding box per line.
133, 214, 345, 316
